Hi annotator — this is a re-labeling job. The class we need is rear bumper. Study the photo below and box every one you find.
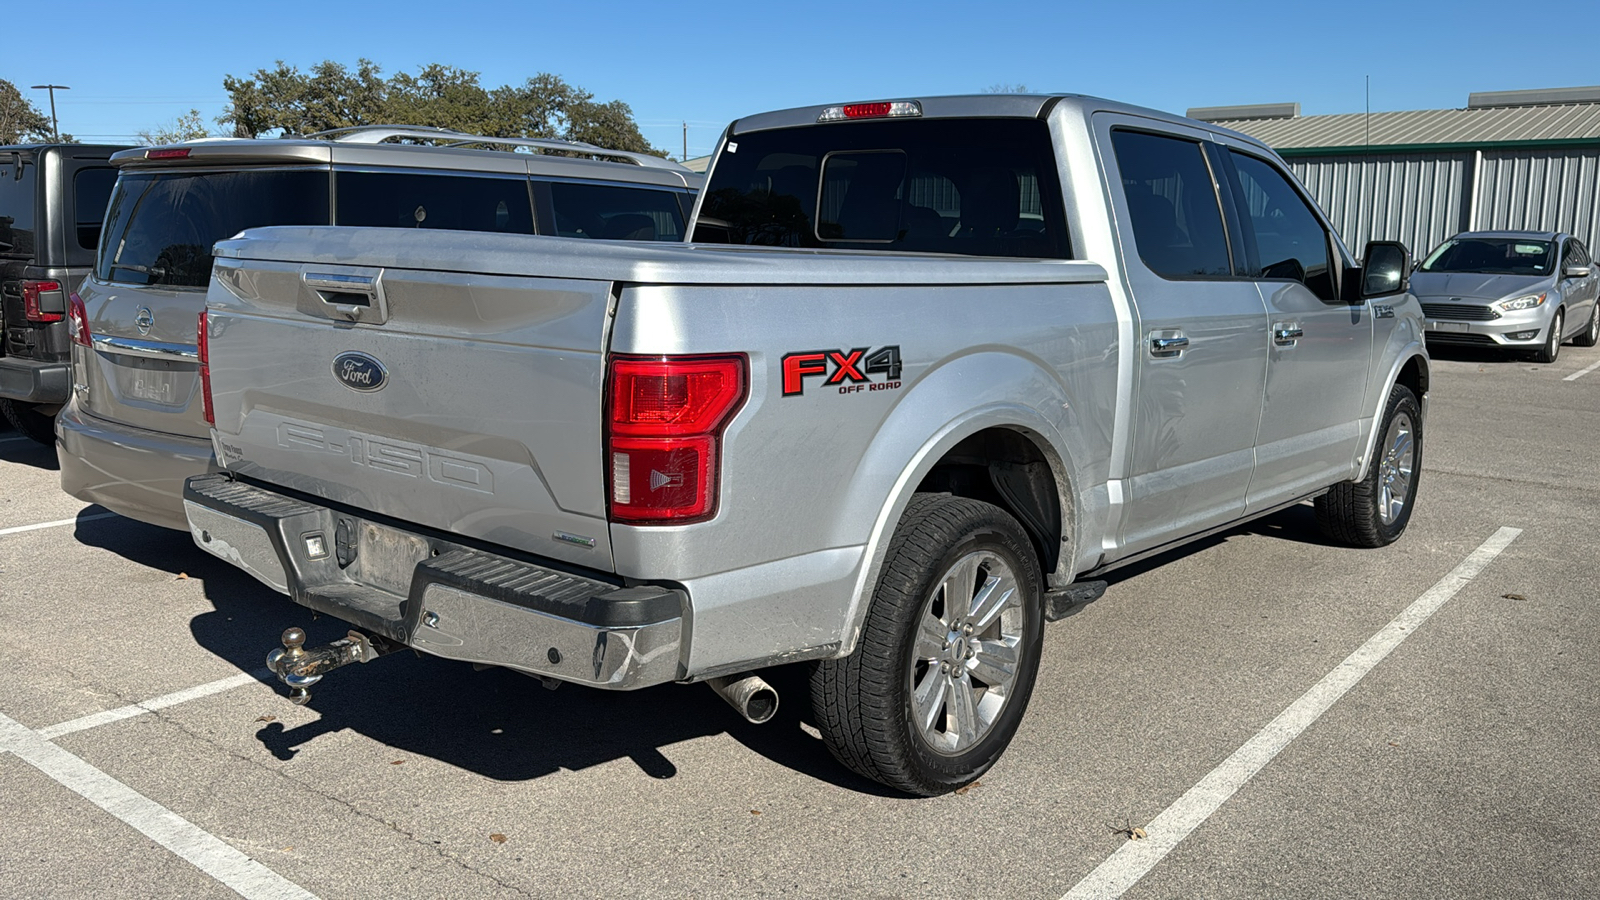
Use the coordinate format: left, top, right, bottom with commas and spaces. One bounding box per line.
56, 399, 214, 531
0, 357, 69, 404
182, 473, 685, 689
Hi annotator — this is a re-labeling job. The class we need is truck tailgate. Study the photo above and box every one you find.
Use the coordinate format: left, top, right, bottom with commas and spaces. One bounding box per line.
205, 254, 616, 570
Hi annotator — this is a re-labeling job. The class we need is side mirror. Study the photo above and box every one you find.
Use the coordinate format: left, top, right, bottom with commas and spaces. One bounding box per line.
1565, 265, 1592, 279
1361, 241, 1411, 299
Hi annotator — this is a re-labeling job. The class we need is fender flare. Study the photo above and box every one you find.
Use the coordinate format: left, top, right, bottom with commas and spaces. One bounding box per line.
1355, 343, 1429, 482
831, 355, 1086, 657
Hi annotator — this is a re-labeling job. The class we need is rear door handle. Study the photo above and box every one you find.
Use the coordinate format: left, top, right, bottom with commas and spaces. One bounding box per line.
1273, 324, 1304, 345
1149, 334, 1189, 357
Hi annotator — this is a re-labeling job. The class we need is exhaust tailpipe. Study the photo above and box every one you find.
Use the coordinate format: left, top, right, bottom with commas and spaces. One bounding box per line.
707, 673, 779, 724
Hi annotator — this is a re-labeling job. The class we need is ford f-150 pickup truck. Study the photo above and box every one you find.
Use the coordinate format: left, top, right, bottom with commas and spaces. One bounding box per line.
184, 94, 1427, 795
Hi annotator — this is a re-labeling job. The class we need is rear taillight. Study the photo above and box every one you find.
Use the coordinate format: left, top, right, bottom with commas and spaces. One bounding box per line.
197, 310, 214, 426
21, 280, 65, 323
67, 292, 92, 347
607, 354, 747, 523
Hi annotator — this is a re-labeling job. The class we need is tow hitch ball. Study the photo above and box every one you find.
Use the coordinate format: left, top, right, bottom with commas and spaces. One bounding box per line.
265, 627, 397, 705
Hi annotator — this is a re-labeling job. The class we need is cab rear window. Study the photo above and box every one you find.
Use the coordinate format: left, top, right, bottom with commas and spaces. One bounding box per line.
97, 170, 329, 288
692, 117, 1070, 259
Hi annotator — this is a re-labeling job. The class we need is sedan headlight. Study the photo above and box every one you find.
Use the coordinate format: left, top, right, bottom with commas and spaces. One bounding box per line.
1499, 293, 1547, 311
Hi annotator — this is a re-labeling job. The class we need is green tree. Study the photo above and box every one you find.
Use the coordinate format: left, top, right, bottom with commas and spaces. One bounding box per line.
219, 59, 664, 155
0, 79, 53, 143
137, 109, 213, 146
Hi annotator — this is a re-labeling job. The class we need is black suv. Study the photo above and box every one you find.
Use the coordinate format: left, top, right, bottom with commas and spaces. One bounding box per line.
1, 144, 130, 443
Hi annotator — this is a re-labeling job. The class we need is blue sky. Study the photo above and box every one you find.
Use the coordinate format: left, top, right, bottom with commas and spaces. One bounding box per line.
7, 0, 1592, 158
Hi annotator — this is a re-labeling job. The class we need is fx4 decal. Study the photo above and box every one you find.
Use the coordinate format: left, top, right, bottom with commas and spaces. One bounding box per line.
782, 346, 903, 396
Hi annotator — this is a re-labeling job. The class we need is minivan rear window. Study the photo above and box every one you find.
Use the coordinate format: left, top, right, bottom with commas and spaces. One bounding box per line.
335, 171, 535, 234
97, 169, 330, 288
692, 118, 1070, 258
0, 155, 38, 257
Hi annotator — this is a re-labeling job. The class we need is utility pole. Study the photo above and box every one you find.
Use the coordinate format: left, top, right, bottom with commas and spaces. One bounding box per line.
30, 84, 69, 141
682, 122, 687, 162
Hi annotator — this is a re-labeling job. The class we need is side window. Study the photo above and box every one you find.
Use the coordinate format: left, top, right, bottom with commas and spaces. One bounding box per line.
1109, 130, 1232, 278
1576, 241, 1591, 266
73, 167, 118, 251
335, 172, 534, 234
1226, 151, 1336, 303
544, 182, 686, 242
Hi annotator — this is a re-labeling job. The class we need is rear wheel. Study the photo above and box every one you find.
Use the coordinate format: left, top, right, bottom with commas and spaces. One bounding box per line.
810, 494, 1044, 796
1574, 302, 1599, 348
1316, 384, 1421, 548
0, 399, 58, 446
1533, 309, 1564, 364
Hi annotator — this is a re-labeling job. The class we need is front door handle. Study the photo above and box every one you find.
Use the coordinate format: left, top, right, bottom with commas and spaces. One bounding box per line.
1273, 324, 1304, 345
1150, 334, 1189, 357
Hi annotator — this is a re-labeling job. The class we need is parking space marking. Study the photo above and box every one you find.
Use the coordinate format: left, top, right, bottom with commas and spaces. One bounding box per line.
0, 512, 119, 537
38, 671, 267, 741
0, 711, 319, 900
1563, 359, 1600, 382
1061, 526, 1523, 900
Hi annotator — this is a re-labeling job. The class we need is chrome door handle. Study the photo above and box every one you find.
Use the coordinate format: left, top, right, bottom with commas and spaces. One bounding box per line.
1273, 325, 1304, 345
1150, 335, 1189, 357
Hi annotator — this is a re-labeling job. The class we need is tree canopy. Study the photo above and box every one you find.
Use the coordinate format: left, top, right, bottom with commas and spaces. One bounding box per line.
0, 79, 53, 144
138, 109, 213, 146
221, 60, 662, 155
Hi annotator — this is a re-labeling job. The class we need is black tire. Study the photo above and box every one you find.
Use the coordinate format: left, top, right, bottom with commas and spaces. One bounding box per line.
0, 399, 58, 446
810, 493, 1044, 796
1315, 384, 1421, 548
1533, 309, 1564, 364
1574, 302, 1599, 348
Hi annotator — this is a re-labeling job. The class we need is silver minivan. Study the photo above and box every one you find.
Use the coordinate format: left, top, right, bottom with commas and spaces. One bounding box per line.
59, 127, 701, 529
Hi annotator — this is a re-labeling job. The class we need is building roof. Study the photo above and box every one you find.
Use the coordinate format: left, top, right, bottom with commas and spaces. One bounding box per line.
1195, 88, 1600, 155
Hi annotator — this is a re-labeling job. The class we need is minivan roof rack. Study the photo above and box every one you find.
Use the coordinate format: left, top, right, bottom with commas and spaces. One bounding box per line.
301, 124, 688, 171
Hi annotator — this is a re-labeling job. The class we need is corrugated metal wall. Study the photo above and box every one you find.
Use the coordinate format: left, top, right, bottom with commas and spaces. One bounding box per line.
1288, 153, 1469, 257
1284, 147, 1600, 259
1474, 149, 1600, 253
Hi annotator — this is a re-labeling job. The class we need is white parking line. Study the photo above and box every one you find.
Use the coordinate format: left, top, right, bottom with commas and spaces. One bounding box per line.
0, 711, 319, 900
1563, 359, 1600, 382
38, 671, 267, 741
1062, 526, 1523, 900
0, 512, 119, 537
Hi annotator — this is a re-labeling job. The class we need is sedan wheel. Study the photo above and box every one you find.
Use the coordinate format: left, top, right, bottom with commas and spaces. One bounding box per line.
1534, 309, 1563, 364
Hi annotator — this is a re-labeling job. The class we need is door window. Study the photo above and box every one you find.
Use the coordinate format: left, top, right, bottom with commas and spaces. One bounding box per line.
335, 171, 535, 234
544, 182, 687, 242
1109, 130, 1232, 278
1226, 151, 1336, 302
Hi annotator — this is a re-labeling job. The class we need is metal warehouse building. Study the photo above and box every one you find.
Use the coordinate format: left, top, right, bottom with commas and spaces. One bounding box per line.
1191, 86, 1600, 259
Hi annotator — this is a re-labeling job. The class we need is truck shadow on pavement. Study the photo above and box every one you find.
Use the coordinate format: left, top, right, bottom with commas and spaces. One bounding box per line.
71, 509, 901, 797
0, 426, 59, 470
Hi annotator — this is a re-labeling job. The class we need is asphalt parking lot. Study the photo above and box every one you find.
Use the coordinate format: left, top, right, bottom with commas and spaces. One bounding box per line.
3, 343, 1598, 900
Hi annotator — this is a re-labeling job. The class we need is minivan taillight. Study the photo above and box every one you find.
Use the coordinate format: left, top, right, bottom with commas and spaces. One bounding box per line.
197, 310, 214, 426
67, 292, 92, 347
22, 280, 65, 323
607, 354, 747, 523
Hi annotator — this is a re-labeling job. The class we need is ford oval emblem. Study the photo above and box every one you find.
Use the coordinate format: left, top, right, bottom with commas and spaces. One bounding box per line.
332, 352, 387, 392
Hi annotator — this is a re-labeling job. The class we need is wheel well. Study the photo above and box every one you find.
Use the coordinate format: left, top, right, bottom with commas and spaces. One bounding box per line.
914, 428, 1062, 576
1397, 354, 1429, 400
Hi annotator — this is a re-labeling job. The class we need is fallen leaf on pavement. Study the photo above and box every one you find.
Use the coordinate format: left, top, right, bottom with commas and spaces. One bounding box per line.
954, 779, 982, 795
489, 833, 507, 844
255, 715, 276, 723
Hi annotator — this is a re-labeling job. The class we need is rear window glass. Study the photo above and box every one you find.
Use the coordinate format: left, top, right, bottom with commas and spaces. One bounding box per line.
692, 117, 1069, 259
545, 182, 687, 241
0, 155, 38, 257
335, 171, 535, 234
97, 169, 329, 288
74, 167, 118, 251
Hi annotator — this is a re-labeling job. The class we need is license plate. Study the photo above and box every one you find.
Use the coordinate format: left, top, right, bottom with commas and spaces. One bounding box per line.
1428, 321, 1470, 333
117, 367, 180, 404
356, 521, 431, 596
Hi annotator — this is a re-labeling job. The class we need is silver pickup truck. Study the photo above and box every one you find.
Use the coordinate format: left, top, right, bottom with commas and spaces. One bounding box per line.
185, 94, 1427, 795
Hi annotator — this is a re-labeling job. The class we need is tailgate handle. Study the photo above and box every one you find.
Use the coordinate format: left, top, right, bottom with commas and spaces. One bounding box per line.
304, 272, 384, 322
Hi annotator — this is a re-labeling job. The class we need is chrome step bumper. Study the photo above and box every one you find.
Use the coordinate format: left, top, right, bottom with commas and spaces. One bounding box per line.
182, 473, 684, 689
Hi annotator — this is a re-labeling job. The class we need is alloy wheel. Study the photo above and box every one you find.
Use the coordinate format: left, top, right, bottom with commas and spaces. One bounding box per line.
1376, 410, 1415, 526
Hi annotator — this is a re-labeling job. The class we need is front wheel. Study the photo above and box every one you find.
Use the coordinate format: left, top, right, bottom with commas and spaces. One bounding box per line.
1315, 384, 1421, 547
810, 494, 1044, 795
1533, 308, 1564, 363
0, 399, 58, 446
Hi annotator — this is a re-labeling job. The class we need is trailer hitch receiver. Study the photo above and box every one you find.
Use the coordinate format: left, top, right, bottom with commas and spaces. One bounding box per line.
265, 626, 397, 704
